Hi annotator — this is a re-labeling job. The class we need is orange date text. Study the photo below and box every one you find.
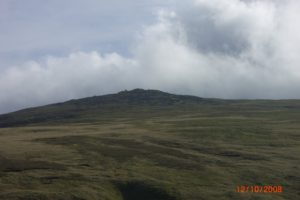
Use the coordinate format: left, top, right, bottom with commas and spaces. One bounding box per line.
236, 185, 282, 193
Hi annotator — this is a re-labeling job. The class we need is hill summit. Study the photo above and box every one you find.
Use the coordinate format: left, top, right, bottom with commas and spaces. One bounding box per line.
64, 89, 204, 106
0, 89, 209, 127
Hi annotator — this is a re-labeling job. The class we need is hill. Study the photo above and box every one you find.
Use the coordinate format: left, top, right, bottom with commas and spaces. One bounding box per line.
0, 89, 299, 199
0, 89, 222, 127
1, 88, 300, 128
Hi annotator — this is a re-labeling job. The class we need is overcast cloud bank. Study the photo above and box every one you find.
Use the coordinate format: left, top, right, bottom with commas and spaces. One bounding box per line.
1, 0, 300, 113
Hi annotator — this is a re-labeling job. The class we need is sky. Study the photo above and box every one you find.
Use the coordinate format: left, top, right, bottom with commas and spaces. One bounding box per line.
1, 0, 300, 114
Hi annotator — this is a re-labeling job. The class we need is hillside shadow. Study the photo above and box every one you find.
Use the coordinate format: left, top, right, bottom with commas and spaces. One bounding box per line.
0, 155, 64, 172
116, 181, 178, 200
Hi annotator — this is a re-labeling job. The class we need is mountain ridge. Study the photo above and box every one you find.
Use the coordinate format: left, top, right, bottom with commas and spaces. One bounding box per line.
2, 88, 300, 128
60, 88, 207, 106
0, 89, 215, 127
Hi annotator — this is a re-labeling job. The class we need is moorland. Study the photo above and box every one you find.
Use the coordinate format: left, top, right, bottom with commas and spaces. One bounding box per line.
0, 89, 299, 200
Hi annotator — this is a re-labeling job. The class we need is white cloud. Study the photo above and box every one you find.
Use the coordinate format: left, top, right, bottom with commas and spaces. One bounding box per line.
133, 0, 300, 97
0, 52, 138, 113
1, 0, 300, 113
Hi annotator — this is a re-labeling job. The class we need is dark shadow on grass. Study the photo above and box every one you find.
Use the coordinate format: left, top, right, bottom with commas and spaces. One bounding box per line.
115, 181, 179, 200
0, 155, 65, 172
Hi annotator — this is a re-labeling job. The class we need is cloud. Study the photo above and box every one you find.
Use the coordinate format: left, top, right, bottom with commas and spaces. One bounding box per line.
0, 52, 139, 113
133, 0, 300, 97
1, 0, 300, 113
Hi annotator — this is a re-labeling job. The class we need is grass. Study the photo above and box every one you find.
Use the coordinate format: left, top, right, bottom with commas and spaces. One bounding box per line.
0, 91, 299, 199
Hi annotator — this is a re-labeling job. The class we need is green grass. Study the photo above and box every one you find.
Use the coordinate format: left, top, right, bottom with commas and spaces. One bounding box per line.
0, 90, 299, 199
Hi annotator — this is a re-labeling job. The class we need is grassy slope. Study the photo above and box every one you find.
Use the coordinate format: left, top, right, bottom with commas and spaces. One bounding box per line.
0, 91, 299, 200
0, 89, 220, 128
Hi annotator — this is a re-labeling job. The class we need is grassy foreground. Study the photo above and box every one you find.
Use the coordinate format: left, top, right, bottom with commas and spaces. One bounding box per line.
0, 95, 299, 199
